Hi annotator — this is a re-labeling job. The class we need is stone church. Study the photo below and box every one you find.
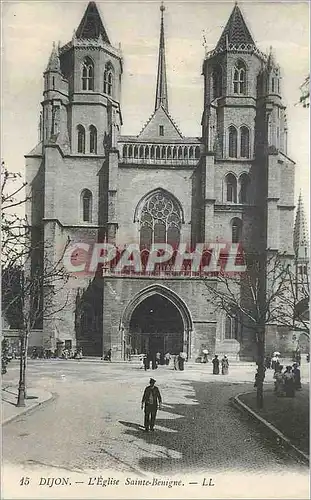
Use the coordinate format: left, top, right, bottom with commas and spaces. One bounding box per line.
25, 2, 307, 360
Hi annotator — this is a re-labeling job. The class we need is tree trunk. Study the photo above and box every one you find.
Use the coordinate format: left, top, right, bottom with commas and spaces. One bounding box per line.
16, 334, 26, 407
23, 329, 29, 398
256, 325, 266, 409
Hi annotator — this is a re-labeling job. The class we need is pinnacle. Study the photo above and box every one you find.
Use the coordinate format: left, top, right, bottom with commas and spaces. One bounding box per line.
293, 191, 309, 257
46, 42, 60, 72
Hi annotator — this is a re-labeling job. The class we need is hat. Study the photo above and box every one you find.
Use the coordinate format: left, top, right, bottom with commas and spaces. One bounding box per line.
149, 378, 156, 384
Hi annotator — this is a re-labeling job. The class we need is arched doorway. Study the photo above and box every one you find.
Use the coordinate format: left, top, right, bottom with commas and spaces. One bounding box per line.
121, 284, 193, 359
129, 294, 183, 357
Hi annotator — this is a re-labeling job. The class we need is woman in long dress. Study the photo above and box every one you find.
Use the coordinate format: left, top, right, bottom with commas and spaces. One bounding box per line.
221, 355, 229, 375
212, 355, 220, 374
283, 365, 295, 397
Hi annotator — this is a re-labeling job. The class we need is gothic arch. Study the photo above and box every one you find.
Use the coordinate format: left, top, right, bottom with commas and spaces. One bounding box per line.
103, 61, 114, 96
233, 59, 247, 95
121, 283, 193, 338
134, 187, 185, 224
82, 57, 94, 91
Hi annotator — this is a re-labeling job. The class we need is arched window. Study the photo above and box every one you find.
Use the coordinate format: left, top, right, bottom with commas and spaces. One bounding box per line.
81, 189, 92, 222
225, 312, 239, 339
231, 217, 242, 243
138, 190, 182, 249
240, 126, 250, 158
82, 57, 94, 91
228, 126, 237, 158
226, 174, 237, 203
195, 146, 200, 159
103, 64, 113, 96
89, 125, 97, 154
123, 145, 127, 158
77, 125, 86, 153
212, 65, 223, 99
239, 173, 250, 204
233, 60, 246, 94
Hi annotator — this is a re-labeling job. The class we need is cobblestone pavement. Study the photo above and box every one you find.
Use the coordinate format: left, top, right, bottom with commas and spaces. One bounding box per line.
2, 360, 309, 476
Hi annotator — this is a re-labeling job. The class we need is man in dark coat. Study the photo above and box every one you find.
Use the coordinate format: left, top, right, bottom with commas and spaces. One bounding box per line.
141, 378, 162, 432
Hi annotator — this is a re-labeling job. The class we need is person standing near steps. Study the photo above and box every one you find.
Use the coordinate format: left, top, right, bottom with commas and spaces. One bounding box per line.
141, 378, 162, 432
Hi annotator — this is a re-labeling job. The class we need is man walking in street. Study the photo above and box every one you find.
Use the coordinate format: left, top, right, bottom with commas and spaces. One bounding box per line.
141, 378, 162, 432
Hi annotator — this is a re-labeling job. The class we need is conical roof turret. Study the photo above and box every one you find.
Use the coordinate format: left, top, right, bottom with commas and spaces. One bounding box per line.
76, 1, 110, 43
46, 42, 60, 72
215, 3, 256, 51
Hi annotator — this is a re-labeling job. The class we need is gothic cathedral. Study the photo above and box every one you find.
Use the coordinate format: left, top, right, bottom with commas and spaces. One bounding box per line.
26, 2, 307, 360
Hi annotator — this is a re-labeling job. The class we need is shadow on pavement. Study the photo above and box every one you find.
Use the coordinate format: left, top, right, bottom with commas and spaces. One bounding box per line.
119, 380, 301, 474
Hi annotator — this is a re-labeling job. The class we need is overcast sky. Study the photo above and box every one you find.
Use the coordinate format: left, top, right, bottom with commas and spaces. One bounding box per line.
2, 0, 310, 225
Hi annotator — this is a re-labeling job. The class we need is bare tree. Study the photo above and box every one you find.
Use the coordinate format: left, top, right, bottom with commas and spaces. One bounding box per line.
202, 251, 309, 408
1, 161, 71, 405
297, 75, 310, 108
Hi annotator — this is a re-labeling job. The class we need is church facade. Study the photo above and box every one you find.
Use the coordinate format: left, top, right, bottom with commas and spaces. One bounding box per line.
26, 2, 303, 360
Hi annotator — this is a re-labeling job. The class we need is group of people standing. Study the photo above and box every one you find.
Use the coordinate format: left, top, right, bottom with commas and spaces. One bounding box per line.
274, 362, 302, 397
141, 352, 187, 371
212, 355, 229, 375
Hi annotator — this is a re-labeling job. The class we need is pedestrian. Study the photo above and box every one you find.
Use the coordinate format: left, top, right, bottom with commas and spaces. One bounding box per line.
271, 355, 277, 371
107, 348, 112, 361
178, 352, 186, 371
144, 353, 150, 370
156, 351, 161, 366
264, 355, 271, 369
202, 349, 209, 363
292, 363, 302, 390
141, 378, 162, 432
212, 354, 220, 374
164, 352, 171, 365
139, 354, 145, 369
283, 365, 295, 397
151, 352, 157, 370
307, 353, 310, 363
173, 354, 178, 370
274, 364, 285, 396
221, 355, 229, 375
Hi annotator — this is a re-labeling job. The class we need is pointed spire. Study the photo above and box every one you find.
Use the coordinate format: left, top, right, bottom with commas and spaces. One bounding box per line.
267, 45, 276, 69
76, 1, 110, 43
46, 42, 60, 72
293, 191, 309, 259
215, 3, 256, 51
155, 2, 168, 112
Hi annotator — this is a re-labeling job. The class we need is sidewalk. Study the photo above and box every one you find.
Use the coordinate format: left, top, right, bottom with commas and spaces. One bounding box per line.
235, 383, 309, 461
1, 387, 54, 426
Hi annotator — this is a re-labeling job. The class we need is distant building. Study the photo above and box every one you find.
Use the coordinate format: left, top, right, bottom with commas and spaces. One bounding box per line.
25, 2, 306, 359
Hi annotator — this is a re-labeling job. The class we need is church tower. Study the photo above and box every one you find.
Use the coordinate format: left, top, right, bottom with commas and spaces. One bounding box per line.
200, 2, 294, 255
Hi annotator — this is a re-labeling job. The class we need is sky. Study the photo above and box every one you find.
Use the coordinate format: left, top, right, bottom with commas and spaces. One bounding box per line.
2, 0, 310, 226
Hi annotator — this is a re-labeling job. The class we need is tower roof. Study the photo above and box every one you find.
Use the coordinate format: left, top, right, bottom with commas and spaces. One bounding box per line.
293, 191, 309, 259
155, 2, 168, 112
46, 42, 60, 72
215, 3, 256, 51
76, 1, 110, 43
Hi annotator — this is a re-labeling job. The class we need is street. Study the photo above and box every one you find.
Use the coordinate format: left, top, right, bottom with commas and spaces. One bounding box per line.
2, 359, 309, 477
